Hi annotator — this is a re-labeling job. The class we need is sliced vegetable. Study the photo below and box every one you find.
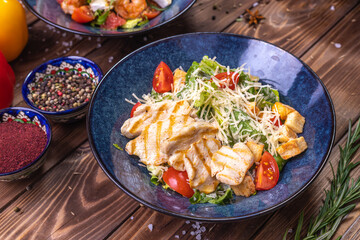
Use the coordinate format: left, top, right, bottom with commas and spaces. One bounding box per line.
130, 102, 142, 117
72, 6, 95, 23
212, 72, 239, 90
101, 12, 126, 29
255, 151, 280, 190
142, 6, 160, 19
152, 61, 173, 93
162, 167, 194, 198
121, 18, 142, 29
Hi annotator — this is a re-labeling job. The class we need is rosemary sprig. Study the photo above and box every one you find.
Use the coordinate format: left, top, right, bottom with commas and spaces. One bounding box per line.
288, 119, 360, 240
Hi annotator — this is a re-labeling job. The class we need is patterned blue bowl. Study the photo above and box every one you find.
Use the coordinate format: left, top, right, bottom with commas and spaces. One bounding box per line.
22, 56, 103, 123
22, 0, 195, 37
87, 33, 336, 221
0, 107, 52, 181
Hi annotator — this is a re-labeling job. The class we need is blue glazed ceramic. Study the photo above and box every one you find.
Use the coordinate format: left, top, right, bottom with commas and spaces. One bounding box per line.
87, 33, 336, 221
23, 0, 195, 37
0, 107, 52, 181
22, 56, 103, 123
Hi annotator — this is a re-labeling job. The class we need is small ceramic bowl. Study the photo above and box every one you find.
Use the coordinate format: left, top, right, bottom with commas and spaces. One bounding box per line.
22, 56, 103, 123
0, 107, 52, 181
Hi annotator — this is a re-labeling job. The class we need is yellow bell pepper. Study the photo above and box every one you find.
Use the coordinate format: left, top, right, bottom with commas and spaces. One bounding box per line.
0, 0, 28, 62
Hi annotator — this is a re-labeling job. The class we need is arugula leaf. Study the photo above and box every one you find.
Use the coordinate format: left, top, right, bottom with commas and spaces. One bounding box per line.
91, 10, 110, 26
190, 185, 234, 205
150, 175, 160, 186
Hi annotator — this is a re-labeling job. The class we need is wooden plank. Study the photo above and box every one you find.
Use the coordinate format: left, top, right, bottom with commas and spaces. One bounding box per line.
0, 142, 139, 240
252, 5, 360, 239
109, 207, 272, 240
253, 119, 360, 240
341, 214, 360, 240
88, 1, 360, 239
224, 0, 357, 57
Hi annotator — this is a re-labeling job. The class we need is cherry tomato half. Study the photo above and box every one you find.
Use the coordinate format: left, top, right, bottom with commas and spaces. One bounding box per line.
71, 6, 95, 24
255, 151, 280, 191
212, 72, 239, 90
142, 6, 160, 19
270, 116, 283, 127
162, 167, 194, 198
130, 102, 141, 118
152, 61, 173, 93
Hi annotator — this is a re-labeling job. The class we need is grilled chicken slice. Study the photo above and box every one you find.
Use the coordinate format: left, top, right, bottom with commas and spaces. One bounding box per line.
121, 100, 192, 138
125, 114, 195, 166
161, 121, 219, 158
211, 142, 255, 185
183, 137, 221, 194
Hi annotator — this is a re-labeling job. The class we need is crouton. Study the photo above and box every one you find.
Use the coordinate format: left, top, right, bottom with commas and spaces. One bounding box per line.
231, 175, 256, 197
246, 102, 260, 117
276, 136, 307, 160
173, 68, 186, 93
278, 125, 297, 143
246, 141, 264, 162
285, 111, 305, 133
272, 102, 294, 121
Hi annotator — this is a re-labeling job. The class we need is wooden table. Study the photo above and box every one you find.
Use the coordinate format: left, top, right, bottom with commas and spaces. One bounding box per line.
1, 0, 359, 239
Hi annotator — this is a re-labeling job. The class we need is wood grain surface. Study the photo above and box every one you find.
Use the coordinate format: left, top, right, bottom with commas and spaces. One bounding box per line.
1, 0, 359, 239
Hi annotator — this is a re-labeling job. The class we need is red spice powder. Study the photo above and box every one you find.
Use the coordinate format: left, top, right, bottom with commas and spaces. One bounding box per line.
0, 121, 47, 174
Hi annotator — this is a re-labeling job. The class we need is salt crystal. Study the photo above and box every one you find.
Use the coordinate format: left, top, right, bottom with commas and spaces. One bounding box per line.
182, 230, 186, 235
97, 43, 102, 48
62, 32, 67, 37
62, 42, 69, 47
174, 235, 179, 239
253, 2, 258, 7
192, 224, 197, 229
16, 83, 20, 88
88, 37, 92, 41
288, 228, 293, 233
195, 230, 201, 235
45, 48, 49, 52
42, 57, 46, 61
196, 234, 202, 240
186, 220, 190, 224
200, 226, 206, 232
97, 37, 101, 42
75, 50, 79, 54
148, 224, 153, 232
56, 41, 59, 44
130, 216, 134, 220
334, 43, 341, 48
63, 50, 66, 54
190, 231, 195, 236
143, 36, 148, 41
75, 35, 83, 40
330, 5, 335, 11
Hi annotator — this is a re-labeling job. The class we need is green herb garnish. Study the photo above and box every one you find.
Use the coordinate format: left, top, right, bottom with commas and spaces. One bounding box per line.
113, 144, 123, 151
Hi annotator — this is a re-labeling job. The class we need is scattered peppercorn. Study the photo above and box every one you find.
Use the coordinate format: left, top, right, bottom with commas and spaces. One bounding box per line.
212, 16, 216, 20
29, 72, 96, 112
13, 207, 21, 212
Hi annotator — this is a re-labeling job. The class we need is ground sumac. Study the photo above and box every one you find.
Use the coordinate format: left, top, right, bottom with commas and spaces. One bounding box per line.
0, 121, 47, 173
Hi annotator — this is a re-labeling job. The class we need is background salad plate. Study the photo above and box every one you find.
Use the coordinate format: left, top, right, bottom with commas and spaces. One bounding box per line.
87, 32, 336, 221
23, 0, 195, 37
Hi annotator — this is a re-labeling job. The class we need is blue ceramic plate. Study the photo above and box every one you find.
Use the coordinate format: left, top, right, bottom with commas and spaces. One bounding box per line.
23, 0, 195, 37
87, 33, 335, 221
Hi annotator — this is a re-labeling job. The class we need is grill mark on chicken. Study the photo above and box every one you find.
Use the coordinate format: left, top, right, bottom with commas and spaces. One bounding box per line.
156, 121, 162, 160
143, 125, 150, 159
194, 142, 212, 175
